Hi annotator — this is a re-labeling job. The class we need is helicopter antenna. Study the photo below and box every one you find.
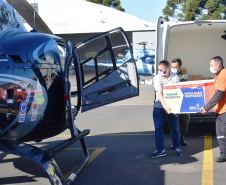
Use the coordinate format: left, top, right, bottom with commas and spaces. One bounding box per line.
33, 0, 36, 29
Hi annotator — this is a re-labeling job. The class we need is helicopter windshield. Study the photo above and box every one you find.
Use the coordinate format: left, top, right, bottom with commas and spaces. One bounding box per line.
0, 1, 23, 35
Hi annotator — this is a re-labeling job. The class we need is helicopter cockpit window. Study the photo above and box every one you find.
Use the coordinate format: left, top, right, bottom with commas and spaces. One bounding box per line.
75, 29, 133, 89
0, 3, 20, 35
76, 36, 115, 89
109, 31, 132, 68
96, 50, 114, 80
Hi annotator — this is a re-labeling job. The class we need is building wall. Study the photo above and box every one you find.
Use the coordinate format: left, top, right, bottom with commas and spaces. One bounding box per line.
132, 31, 156, 50
56, 31, 156, 49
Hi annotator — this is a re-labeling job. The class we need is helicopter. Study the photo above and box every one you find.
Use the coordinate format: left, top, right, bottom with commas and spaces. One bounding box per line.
0, 0, 139, 184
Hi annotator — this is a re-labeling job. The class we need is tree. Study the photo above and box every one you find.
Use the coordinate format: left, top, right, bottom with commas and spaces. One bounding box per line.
87, 0, 125, 12
163, 0, 226, 21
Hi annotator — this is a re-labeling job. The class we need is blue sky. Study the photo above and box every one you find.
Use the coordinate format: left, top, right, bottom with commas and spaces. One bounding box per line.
120, 0, 168, 22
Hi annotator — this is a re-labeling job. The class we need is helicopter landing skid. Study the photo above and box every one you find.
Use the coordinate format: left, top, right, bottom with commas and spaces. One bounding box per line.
0, 129, 90, 185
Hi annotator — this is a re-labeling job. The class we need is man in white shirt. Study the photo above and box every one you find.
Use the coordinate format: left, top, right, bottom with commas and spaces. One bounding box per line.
150, 60, 182, 158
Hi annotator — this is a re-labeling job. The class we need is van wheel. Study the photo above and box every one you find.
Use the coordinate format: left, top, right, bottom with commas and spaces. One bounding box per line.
163, 121, 170, 134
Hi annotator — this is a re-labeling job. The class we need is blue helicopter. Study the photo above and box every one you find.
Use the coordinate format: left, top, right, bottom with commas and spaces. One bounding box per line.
0, 0, 139, 184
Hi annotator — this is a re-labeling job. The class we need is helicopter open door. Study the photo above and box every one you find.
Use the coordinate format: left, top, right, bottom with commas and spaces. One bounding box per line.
73, 28, 139, 112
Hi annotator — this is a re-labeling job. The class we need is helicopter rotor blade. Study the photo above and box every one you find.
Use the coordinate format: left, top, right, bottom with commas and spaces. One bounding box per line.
6, 0, 53, 34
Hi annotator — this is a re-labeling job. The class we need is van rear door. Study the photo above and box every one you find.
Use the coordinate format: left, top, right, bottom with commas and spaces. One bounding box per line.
73, 28, 139, 112
155, 17, 169, 74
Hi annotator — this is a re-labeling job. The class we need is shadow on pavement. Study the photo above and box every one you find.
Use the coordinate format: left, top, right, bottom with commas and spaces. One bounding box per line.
0, 128, 218, 185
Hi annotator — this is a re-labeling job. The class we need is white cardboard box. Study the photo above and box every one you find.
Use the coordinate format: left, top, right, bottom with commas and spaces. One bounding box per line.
163, 79, 215, 114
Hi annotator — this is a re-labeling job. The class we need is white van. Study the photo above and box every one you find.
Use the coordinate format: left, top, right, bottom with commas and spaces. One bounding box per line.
155, 17, 221, 128
155, 17, 226, 78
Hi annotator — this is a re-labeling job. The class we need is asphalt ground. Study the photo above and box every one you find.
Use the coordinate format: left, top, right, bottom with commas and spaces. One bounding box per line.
0, 85, 226, 185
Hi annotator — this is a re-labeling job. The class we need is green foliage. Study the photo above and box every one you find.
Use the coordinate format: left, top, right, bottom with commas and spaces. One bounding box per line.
87, 0, 125, 12
163, 0, 226, 21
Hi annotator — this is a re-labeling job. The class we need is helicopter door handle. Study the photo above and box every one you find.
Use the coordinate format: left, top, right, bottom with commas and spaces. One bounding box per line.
23, 67, 27, 69
6, 66, 10, 69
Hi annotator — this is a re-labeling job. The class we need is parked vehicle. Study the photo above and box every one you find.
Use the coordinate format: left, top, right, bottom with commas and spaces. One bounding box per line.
155, 17, 220, 132
83, 48, 155, 76
133, 49, 155, 75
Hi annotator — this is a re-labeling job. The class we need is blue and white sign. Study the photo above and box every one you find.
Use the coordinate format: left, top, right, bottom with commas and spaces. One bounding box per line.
163, 80, 215, 114
18, 101, 28, 123
180, 87, 205, 112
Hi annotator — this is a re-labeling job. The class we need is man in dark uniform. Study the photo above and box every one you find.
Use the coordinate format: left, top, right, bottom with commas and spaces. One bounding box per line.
171, 58, 190, 146
201, 56, 226, 162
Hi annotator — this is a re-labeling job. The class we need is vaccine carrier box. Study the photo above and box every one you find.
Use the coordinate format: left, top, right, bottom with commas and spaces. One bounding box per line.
163, 79, 215, 114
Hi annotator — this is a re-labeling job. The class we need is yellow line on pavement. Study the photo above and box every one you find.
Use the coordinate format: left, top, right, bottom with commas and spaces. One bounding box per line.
57, 133, 153, 179
202, 134, 213, 185
86, 147, 106, 165
64, 147, 106, 179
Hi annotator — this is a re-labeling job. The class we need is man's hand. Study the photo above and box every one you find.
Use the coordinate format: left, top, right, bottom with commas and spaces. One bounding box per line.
156, 90, 171, 114
201, 107, 208, 114
163, 105, 171, 114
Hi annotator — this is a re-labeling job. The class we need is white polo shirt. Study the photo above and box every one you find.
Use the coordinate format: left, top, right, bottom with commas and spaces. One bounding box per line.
154, 72, 180, 108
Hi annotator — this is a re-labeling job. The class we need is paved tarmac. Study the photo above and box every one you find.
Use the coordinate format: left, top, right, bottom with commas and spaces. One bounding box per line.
0, 85, 226, 185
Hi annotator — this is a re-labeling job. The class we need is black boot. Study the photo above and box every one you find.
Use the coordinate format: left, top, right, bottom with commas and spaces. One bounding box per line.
180, 138, 187, 146
215, 154, 226, 162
